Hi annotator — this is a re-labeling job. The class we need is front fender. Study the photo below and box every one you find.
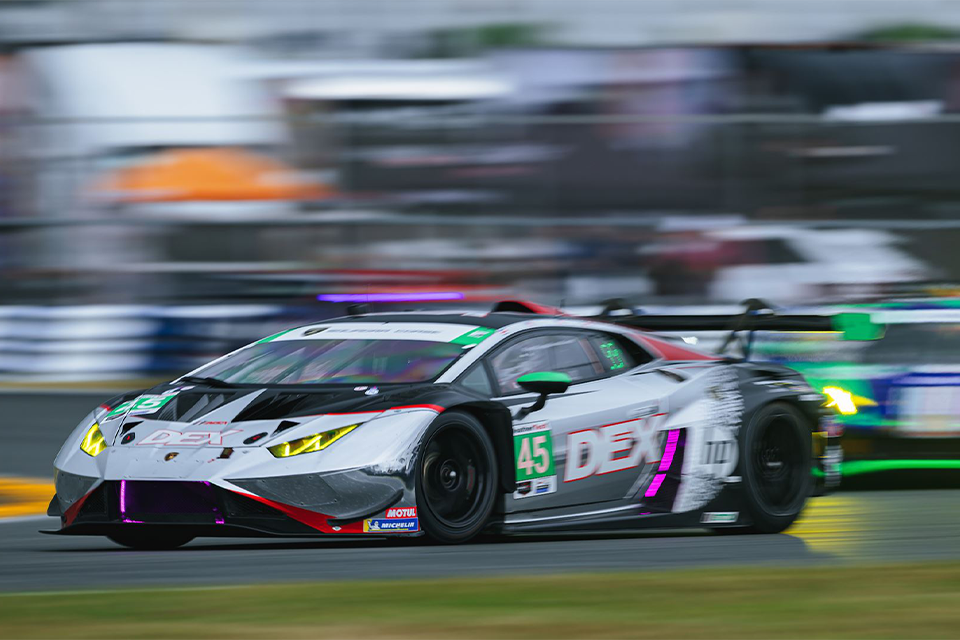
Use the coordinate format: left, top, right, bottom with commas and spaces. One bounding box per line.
447, 400, 517, 494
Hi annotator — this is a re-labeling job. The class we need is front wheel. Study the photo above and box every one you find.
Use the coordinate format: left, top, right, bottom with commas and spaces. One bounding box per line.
108, 530, 195, 550
416, 411, 498, 544
738, 402, 812, 533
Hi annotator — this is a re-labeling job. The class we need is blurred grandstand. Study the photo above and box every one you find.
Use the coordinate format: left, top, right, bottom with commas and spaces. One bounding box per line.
5, 0, 960, 392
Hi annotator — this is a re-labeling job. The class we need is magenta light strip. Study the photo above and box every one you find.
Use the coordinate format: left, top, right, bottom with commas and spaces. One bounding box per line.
644, 430, 680, 498
658, 430, 680, 472
644, 474, 666, 498
317, 292, 465, 303
119, 479, 143, 523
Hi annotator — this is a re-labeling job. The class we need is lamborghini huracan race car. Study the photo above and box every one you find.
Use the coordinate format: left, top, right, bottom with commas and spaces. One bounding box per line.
47, 301, 853, 548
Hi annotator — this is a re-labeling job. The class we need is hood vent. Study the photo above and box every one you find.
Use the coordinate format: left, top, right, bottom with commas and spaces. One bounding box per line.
154, 391, 245, 423
273, 420, 300, 435
233, 392, 347, 421
120, 420, 142, 435
233, 393, 317, 422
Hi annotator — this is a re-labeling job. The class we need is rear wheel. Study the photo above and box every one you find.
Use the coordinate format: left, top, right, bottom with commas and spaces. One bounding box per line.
108, 530, 194, 550
738, 402, 812, 533
416, 411, 498, 544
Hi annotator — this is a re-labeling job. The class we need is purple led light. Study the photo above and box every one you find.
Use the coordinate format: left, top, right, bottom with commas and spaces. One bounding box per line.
317, 292, 465, 303
119, 480, 142, 522
645, 430, 681, 498
215, 517, 225, 525
644, 474, 666, 498
657, 430, 680, 472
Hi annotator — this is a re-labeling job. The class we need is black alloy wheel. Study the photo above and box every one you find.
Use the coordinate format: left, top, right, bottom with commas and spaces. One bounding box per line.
416, 411, 498, 543
738, 402, 812, 533
753, 414, 806, 514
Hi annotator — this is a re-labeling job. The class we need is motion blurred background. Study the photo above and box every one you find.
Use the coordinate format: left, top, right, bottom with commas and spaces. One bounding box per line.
4, 0, 960, 467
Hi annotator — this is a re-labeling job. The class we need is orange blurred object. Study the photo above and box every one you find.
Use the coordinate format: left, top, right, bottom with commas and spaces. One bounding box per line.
93, 147, 334, 202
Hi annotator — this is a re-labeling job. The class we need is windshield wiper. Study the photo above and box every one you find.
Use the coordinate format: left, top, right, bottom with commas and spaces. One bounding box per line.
178, 375, 235, 388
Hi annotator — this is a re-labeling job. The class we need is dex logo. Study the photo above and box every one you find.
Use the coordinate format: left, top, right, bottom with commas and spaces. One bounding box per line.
564, 414, 665, 482
138, 429, 240, 446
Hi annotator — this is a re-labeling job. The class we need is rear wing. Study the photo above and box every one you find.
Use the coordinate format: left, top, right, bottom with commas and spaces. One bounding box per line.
588, 299, 884, 359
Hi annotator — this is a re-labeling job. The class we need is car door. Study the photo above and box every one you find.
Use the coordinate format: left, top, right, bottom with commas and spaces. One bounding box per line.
482, 329, 674, 514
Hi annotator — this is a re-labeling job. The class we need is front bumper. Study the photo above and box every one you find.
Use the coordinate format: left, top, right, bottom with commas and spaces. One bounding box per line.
49, 475, 418, 538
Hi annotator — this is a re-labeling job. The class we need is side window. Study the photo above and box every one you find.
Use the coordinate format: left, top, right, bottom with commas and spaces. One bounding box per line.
549, 335, 604, 382
590, 334, 647, 373
490, 333, 604, 395
490, 336, 554, 395
459, 365, 494, 397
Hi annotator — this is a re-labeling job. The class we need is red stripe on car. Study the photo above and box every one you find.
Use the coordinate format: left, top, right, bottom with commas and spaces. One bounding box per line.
390, 404, 444, 412
636, 335, 719, 361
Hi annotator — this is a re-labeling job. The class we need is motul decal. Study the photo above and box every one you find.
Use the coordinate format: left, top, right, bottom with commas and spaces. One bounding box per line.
385, 507, 417, 519
137, 429, 241, 446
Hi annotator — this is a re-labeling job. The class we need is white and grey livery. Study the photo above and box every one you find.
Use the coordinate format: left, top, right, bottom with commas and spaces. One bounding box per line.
47, 300, 843, 548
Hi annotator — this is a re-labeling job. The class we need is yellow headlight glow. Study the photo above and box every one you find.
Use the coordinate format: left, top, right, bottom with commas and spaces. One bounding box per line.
823, 386, 858, 415
80, 423, 107, 457
268, 424, 360, 458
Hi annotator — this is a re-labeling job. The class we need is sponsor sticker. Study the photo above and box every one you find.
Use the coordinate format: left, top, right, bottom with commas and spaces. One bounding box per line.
277, 323, 484, 343
385, 507, 417, 519
513, 475, 557, 500
364, 518, 419, 533
450, 327, 495, 346
700, 511, 739, 524
702, 439, 735, 466
513, 421, 558, 499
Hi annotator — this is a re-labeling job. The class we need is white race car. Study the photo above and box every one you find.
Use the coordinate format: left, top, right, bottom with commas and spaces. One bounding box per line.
47, 300, 849, 548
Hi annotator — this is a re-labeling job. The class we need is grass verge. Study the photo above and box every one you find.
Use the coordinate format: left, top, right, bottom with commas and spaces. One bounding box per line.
2, 562, 959, 639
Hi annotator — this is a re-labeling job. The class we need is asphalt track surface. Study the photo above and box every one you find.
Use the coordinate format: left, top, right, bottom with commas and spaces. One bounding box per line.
2, 392, 960, 593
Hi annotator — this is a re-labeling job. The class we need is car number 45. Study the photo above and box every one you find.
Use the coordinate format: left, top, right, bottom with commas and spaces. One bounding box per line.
517, 435, 551, 475
513, 423, 555, 481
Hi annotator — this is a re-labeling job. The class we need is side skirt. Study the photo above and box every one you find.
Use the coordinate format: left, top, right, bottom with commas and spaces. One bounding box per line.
493, 484, 753, 534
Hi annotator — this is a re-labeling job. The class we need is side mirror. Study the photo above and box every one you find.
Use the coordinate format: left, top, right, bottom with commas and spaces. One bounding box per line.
515, 371, 571, 420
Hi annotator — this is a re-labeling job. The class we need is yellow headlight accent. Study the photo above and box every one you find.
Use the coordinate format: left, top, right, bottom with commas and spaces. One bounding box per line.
80, 423, 107, 457
268, 424, 360, 458
823, 386, 858, 415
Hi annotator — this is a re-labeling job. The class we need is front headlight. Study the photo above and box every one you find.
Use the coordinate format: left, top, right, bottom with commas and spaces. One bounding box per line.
268, 424, 360, 458
80, 423, 107, 457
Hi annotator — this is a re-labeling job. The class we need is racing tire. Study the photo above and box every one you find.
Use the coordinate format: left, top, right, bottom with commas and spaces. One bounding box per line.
738, 402, 812, 534
416, 410, 498, 544
107, 530, 195, 550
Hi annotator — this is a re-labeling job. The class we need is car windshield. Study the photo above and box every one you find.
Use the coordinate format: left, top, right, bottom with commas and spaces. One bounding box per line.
192, 339, 469, 385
